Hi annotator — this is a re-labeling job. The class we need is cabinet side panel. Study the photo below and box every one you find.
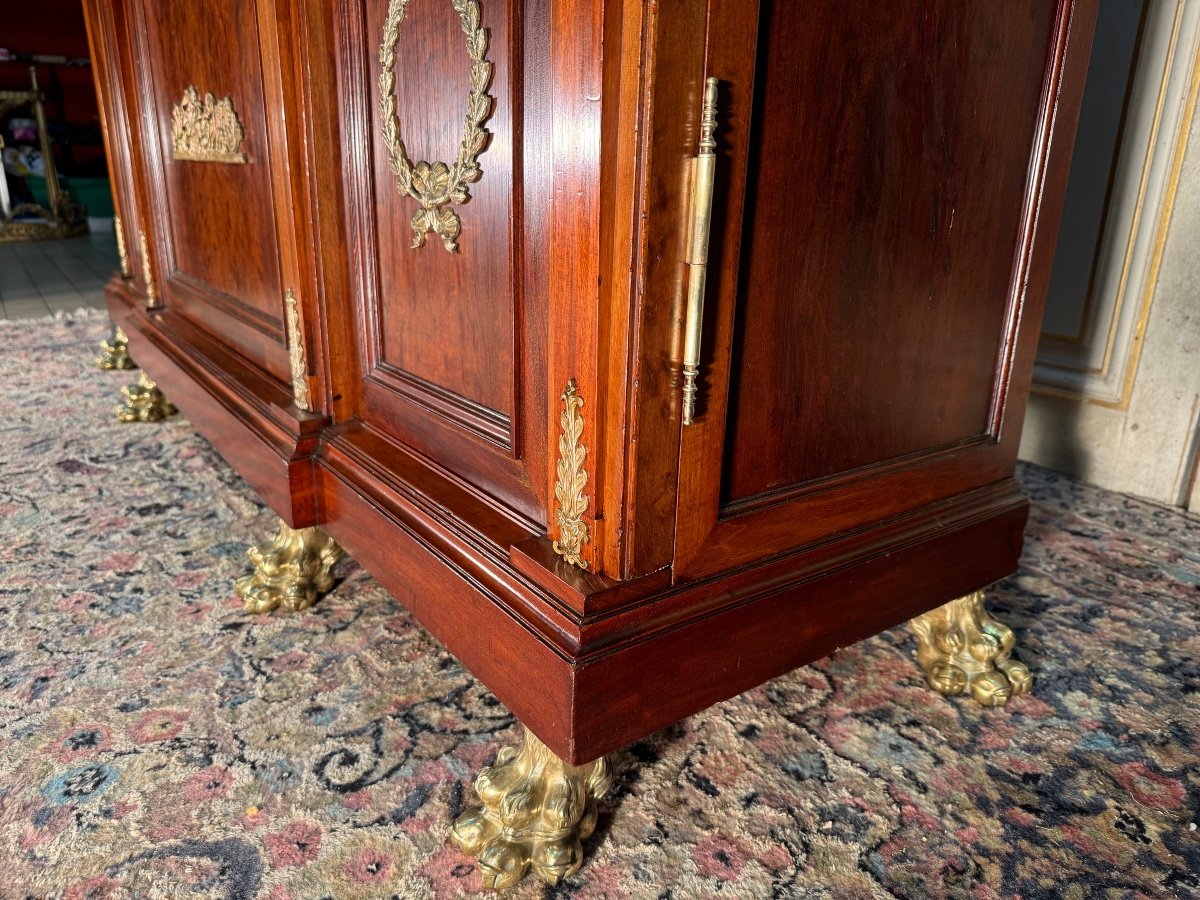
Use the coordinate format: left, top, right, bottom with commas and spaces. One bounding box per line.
721, 0, 1060, 504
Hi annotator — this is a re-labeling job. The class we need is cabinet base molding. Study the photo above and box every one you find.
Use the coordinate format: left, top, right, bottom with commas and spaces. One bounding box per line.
235, 519, 343, 614
115, 371, 175, 422
909, 590, 1033, 706
96, 325, 135, 370
316, 433, 1032, 763
108, 287, 325, 528
451, 728, 613, 889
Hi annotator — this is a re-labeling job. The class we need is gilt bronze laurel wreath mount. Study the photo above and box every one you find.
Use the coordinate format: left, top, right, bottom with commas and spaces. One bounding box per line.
378, 0, 495, 253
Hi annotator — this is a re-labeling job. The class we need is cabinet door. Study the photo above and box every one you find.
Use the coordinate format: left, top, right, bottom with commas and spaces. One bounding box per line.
674, 0, 1093, 580
123, 0, 296, 384
325, 0, 547, 526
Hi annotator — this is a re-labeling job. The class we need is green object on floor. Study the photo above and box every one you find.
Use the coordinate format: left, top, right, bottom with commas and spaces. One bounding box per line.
25, 175, 114, 217
25, 175, 50, 209
69, 177, 115, 217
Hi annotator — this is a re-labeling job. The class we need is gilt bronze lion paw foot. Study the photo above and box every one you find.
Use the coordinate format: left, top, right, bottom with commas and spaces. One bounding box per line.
451, 728, 614, 889
115, 371, 175, 423
909, 589, 1032, 706
235, 519, 344, 614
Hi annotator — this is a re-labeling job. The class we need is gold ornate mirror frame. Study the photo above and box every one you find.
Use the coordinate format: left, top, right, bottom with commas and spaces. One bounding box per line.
378, 0, 494, 253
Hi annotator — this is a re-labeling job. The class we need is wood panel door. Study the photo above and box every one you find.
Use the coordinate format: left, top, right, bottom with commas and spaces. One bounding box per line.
326, 0, 547, 528
124, 0, 297, 384
673, 0, 1097, 581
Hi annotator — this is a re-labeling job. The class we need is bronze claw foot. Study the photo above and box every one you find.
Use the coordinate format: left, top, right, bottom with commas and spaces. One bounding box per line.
451, 728, 613, 889
235, 519, 343, 613
908, 589, 1033, 706
96, 325, 136, 370
115, 371, 175, 422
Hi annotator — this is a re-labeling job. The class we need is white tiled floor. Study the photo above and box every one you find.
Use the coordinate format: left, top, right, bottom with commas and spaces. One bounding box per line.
0, 233, 118, 320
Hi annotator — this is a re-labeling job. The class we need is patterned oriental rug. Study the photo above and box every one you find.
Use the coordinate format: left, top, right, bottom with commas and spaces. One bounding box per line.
1, 315, 1198, 900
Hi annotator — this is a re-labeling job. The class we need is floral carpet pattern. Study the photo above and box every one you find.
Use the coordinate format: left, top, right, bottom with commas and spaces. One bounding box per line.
1, 315, 1198, 899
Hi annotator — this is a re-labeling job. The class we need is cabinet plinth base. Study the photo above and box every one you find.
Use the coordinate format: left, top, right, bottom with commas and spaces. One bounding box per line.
451, 728, 614, 889
908, 589, 1033, 706
115, 371, 175, 422
235, 519, 343, 613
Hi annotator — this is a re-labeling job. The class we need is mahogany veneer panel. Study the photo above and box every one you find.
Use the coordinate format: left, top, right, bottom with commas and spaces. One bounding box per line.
133, 0, 290, 382
723, 0, 1061, 501
366, 0, 517, 418
332, 0, 548, 526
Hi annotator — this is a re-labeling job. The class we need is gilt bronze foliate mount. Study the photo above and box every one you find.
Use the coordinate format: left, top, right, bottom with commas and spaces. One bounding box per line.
114, 214, 131, 277
552, 379, 590, 568
170, 85, 248, 164
284, 289, 312, 412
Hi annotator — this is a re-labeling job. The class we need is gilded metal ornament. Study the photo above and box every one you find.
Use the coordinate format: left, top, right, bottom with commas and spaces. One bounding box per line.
0, 213, 85, 242
284, 289, 311, 411
170, 86, 248, 164
378, 0, 494, 252
139, 230, 158, 307
552, 379, 589, 568
115, 371, 175, 423
96, 325, 135, 370
451, 728, 613, 889
681, 76, 719, 426
908, 590, 1033, 707
114, 214, 131, 277
236, 519, 344, 614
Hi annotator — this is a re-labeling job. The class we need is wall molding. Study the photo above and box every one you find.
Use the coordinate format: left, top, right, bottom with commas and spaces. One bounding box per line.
1033, 0, 1200, 407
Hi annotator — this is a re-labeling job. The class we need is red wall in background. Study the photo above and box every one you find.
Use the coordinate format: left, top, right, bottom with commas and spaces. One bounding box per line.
1, 0, 104, 174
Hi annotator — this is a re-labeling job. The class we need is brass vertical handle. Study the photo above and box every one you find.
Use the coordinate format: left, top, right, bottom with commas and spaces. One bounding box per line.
682, 77, 719, 426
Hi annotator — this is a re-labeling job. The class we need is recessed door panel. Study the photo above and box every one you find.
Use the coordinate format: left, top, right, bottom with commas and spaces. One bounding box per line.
721, 0, 1058, 506
335, 0, 544, 523
367, 0, 517, 423
136, 0, 289, 381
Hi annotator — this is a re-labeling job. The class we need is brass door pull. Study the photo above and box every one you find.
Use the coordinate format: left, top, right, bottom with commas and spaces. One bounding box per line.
681, 76, 718, 426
